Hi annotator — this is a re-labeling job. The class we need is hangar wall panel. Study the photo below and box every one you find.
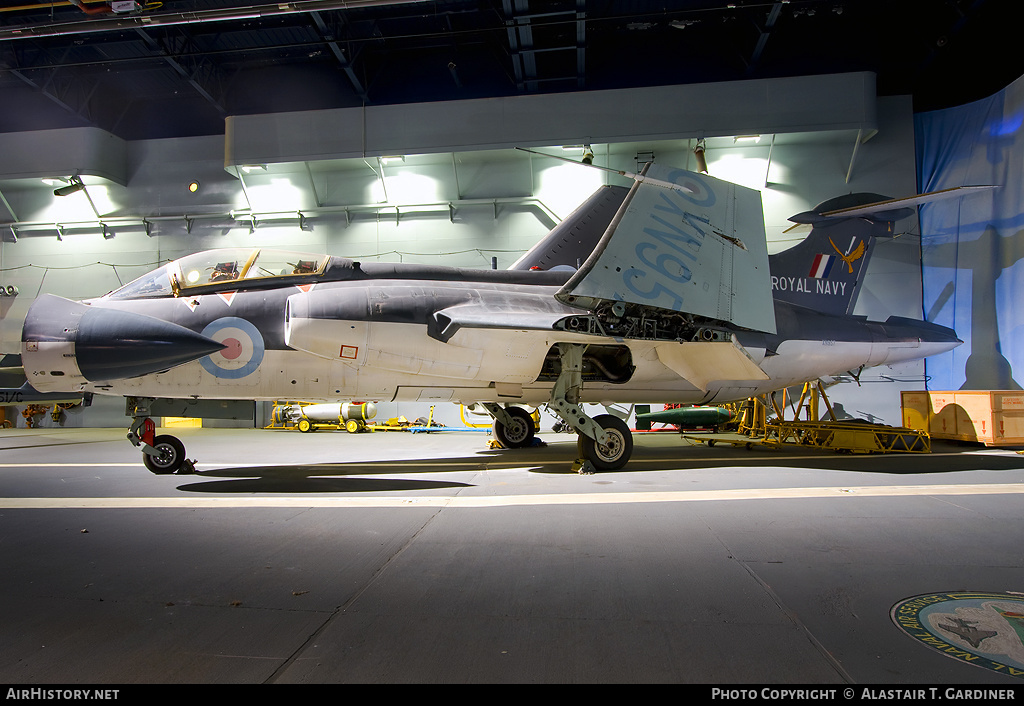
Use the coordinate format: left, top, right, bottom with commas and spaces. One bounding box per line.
224, 73, 877, 166
0, 128, 127, 184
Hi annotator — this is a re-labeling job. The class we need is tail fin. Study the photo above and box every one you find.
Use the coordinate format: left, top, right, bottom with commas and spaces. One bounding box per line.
770, 186, 995, 316
769, 193, 900, 316
508, 184, 629, 271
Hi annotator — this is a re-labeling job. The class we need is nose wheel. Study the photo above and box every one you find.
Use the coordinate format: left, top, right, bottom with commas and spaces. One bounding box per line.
485, 404, 536, 448
127, 398, 195, 474
142, 434, 192, 474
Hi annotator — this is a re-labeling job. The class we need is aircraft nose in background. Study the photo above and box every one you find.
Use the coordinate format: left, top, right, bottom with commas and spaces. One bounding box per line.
22, 294, 226, 383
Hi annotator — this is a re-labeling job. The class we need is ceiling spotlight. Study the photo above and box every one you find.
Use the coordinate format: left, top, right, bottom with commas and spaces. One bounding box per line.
53, 177, 85, 197
188, 181, 200, 193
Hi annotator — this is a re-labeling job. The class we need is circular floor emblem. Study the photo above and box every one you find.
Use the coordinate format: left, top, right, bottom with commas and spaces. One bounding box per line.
891, 591, 1024, 678
199, 317, 264, 379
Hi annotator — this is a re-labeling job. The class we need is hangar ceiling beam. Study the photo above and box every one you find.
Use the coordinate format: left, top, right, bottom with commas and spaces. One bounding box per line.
0, 0, 433, 42
503, 0, 587, 92
503, 0, 536, 92
575, 0, 585, 89
134, 28, 227, 115
2, 45, 102, 129
746, 1, 783, 76
309, 10, 368, 103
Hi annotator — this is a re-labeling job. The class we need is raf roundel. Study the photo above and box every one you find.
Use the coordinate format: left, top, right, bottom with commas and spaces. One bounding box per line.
199, 317, 264, 379
664, 168, 716, 207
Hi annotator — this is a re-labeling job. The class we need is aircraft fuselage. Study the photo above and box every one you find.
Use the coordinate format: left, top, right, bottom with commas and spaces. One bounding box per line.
22, 261, 959, 408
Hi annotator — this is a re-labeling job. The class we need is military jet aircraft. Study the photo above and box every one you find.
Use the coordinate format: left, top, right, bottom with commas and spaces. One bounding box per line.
19, 163, 970, 473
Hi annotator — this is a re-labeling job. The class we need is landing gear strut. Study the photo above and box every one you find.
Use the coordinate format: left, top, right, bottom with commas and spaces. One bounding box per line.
548, 343, 634, 472
126, 397, 194, 474
483, 403, 535, 448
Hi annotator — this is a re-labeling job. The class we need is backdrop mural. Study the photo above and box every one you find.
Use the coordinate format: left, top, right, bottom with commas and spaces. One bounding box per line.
916, 74, 1024, 391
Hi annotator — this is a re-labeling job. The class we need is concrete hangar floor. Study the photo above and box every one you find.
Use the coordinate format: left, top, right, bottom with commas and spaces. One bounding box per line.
2, 425, 1024, 685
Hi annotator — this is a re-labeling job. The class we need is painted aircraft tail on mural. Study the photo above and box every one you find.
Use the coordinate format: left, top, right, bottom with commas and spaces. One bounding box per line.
768, 192, 905, 317
768, 186, 996, 317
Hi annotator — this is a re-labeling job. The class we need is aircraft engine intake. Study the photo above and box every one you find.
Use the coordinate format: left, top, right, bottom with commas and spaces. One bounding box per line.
285, 289, 370, 361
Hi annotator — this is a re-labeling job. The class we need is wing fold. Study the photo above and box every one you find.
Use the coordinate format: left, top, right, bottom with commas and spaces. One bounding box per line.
555, 164, 776, 334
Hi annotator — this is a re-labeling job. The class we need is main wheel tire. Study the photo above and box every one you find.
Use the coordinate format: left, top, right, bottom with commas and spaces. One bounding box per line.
345, 419, 361, 433
577, 414, 633, 471
492, 406, 535, 448
142, 434, 187, 475
297, 418, 313, 433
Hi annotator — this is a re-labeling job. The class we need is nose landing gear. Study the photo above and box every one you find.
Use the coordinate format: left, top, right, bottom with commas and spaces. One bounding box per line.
127, 398, 195, 475
482, 403, 536, 449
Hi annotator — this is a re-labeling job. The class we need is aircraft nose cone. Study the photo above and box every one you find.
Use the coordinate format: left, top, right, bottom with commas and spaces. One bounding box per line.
76, 309, 227, 381
23, 294, 226, 382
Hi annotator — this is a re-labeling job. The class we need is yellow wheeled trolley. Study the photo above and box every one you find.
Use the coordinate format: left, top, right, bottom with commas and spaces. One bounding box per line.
267, 401, 377, 433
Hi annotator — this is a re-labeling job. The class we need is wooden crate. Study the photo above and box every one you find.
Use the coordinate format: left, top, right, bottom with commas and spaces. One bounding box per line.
902, 390, 1024, 446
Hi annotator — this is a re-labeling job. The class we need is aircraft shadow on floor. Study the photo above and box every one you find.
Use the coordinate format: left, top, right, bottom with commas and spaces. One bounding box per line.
175, 438, 1024, 493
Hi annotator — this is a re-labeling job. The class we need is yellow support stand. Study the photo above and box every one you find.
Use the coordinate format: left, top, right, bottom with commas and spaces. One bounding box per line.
689, 382, 930, 454
761, 381, 930, 454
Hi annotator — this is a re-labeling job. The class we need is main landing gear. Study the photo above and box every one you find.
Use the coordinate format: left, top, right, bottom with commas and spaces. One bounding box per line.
482, 403, 535, 449
127, 398, 195, 474
484, 343, 634, 472
548, 343, 632, 471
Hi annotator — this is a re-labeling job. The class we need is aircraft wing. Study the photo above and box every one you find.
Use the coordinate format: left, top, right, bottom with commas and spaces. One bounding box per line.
555, 164, 776, 334
656, 339, 769, 390
430, 299, 569, 342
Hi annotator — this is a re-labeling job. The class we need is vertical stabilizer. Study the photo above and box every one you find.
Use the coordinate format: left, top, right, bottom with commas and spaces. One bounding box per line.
509, 185, 629, 271
769, 193, 909, 316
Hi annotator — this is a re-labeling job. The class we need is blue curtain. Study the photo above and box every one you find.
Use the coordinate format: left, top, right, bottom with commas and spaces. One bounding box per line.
916, 75, 1024, 390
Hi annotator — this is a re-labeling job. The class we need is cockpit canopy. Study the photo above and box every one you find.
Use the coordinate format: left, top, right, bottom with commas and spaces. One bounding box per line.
107, 248, 330, 299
